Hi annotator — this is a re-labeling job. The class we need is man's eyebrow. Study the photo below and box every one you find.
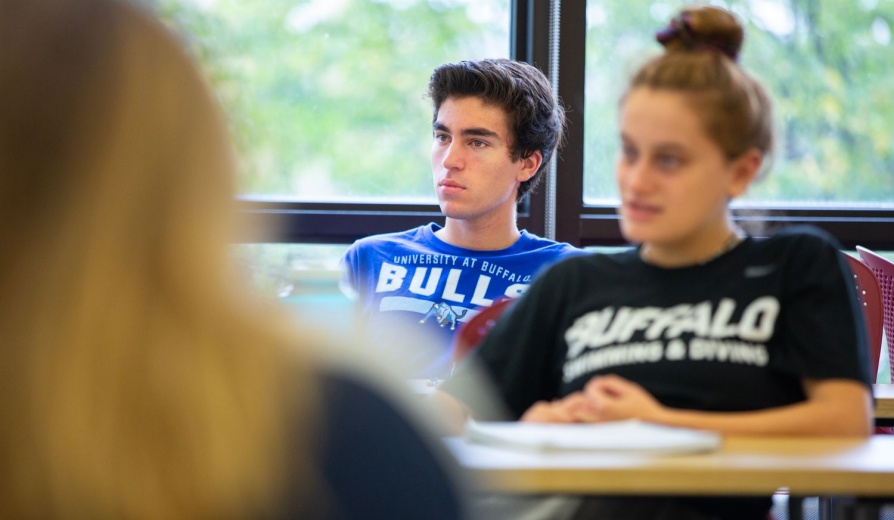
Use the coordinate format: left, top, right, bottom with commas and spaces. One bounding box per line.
432, 122, 500, 139
461, 127, 500, 139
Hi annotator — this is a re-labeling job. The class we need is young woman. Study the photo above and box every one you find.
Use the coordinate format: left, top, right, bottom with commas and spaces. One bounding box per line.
441, 5, 872, 519
0, 0, 469, 518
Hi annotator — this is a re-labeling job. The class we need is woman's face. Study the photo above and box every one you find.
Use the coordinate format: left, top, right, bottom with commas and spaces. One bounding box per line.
616, 87, 754, 251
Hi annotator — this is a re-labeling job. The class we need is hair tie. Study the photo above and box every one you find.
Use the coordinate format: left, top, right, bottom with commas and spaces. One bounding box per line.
655, 12, 739, 61
656, 12, 695, 46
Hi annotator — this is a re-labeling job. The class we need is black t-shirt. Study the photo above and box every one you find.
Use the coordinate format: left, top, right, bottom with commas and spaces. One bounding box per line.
442, 226, 871, 519
445, 226, 871, 420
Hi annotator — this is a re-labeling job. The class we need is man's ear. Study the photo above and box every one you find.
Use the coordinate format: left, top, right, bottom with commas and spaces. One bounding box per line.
727, 148, 762, 198
516, 150, 542, 182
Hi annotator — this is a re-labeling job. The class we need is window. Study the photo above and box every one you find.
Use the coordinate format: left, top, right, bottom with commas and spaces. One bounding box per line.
159, 0, 510, 201
583, 0, 894, 207
559, 1, 894, 248
158, 0, 894, 250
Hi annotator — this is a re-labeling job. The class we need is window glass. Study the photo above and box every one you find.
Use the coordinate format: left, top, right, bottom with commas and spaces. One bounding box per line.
158, 0, 510, 201
234, 243, 347, 298
584, 0, 894, 207
234, 243, 356, 340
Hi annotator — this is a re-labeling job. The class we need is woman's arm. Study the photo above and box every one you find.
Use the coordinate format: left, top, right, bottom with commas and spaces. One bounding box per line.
427, 389, 473, 435
519, 375, 873, 437
571, 374, 873, 437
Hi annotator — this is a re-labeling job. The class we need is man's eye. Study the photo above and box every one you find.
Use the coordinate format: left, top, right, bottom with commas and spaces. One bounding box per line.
471, 140, 487, 148
434, 134, 449, 143
621, 146, 637, 162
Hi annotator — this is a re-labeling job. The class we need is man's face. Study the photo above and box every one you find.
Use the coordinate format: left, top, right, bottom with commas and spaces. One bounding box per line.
431, 96, 540, 226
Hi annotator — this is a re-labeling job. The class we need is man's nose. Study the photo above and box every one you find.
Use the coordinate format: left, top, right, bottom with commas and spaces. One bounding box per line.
440, 142, 464, 169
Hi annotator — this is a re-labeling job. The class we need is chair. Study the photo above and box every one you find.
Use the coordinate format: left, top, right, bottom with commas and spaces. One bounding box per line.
851, 248, 893, 438
842, 253, 883, 377
450, 297, 514, 376
856, 246, 894, 379
784, 254, 886, 520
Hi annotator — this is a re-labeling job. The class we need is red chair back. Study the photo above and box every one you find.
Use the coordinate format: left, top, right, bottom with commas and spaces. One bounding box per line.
451, 298, 514, 373
856, 246, 894, 378
842, 253, 883, 376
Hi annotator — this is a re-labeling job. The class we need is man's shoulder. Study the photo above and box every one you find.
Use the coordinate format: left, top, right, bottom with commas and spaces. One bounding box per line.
352, 224, 433, 247
345, 225, 439, 259
341, 224, 452, 273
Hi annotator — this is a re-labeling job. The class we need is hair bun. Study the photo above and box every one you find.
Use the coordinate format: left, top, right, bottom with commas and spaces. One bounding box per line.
655, 6, 743, 61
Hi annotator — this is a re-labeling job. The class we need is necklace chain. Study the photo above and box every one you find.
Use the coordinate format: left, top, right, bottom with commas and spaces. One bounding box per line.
641, 229, 743, 266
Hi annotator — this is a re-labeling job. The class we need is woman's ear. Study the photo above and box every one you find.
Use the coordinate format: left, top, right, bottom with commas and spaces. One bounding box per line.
516, 150, 542, 182
727, 148, 762, 198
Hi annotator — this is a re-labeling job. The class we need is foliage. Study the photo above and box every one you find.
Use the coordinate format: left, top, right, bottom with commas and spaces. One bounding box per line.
157, 0, 508, 201
584, 0, 894, 204
157, 0, 891, 205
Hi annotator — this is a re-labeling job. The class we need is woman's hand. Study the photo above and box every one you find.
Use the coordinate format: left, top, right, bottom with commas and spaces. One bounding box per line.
520, 375, 666, 424
523, 375, 872, 436
520, 392, 601, 423
583, 374, 666, 423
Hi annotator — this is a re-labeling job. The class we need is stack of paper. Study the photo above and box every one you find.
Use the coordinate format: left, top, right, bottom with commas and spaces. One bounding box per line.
465, 419, 721, 454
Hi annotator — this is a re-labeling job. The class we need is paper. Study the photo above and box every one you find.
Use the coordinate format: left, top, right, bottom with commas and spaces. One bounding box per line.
465, 419, 721, 454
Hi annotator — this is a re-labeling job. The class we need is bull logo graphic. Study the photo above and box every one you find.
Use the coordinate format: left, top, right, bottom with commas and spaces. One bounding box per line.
419, 302, 468, 331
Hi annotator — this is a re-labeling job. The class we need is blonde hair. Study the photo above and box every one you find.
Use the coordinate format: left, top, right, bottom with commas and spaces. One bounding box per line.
0, 0, 314, 517
625, 5, 774, 165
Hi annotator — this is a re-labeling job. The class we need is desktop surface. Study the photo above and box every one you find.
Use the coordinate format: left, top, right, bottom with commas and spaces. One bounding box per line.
448, 433, 894, 497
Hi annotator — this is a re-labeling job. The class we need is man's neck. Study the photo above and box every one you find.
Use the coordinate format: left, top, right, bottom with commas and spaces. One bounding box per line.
436, 217, 521, 251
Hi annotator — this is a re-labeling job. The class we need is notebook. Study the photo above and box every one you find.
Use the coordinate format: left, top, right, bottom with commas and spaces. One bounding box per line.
465, 419, 721, 454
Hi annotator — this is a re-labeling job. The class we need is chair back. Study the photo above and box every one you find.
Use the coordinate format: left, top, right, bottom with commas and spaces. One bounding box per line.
451, 298, 514, 375
856, 246, 894, 377
842, 253, 883, 376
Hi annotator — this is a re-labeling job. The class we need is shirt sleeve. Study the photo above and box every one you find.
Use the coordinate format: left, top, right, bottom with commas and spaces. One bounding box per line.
337, 244, 360, 301
773, 227, 872, 386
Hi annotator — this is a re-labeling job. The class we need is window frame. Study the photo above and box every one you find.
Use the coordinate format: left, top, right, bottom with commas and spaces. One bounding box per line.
238, 0, 894, 251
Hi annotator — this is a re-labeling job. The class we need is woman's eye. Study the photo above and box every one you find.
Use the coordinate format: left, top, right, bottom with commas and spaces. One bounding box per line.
657, 155, 681, 169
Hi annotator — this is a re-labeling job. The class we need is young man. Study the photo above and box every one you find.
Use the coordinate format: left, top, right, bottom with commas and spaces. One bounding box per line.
340, 58, 583, 379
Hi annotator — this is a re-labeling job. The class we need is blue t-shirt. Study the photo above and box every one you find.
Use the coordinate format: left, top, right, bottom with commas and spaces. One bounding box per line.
341, 223, 583, 378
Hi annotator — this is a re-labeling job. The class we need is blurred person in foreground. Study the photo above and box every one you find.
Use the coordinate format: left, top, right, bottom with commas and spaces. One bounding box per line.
440, 5, 872, 520
0, 0, 470, 518
340, 58, 584, 380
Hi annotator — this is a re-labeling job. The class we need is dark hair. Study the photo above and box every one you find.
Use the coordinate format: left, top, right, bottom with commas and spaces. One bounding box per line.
626, 5, 774, 168
427, 58, 566, 201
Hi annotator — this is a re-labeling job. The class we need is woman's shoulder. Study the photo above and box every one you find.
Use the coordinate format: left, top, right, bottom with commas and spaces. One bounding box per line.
766, 224, 841, 246
544, 246, 641, 275
749, 225, 843, 258
737, 225, 846, 281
